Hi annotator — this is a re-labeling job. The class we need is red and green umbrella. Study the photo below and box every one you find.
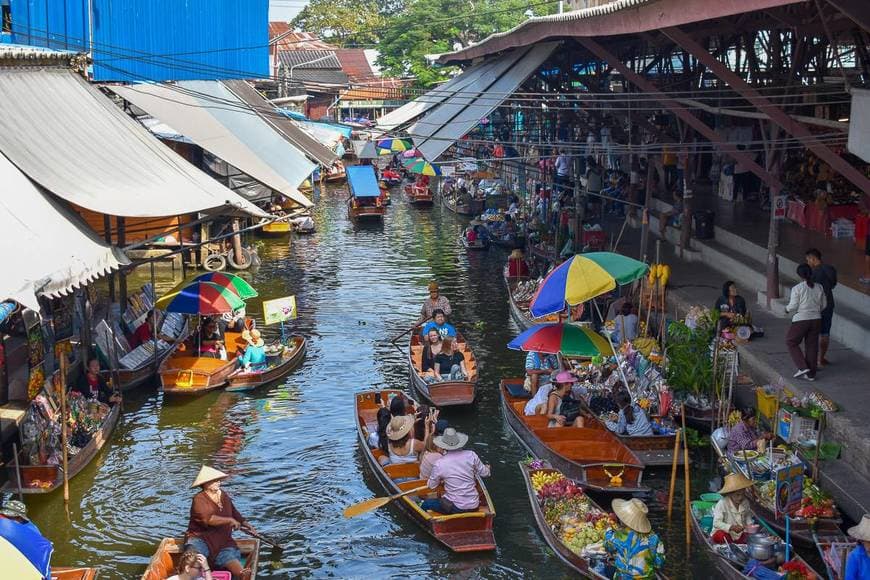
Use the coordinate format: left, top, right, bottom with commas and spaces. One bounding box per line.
376, 138, 413, 153
155, 281, 245, 315
508, 323, 613, 358
193, 272, 258, 300
402, 157, 441, 176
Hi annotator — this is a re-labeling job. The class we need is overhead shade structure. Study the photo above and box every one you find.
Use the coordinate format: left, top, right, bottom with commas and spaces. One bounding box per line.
0, 153, 128, 310
358, 141, 380, 160
0, 67, 265, 218
110, 80, 315, 209
222, 80, 338, 167
293, 120, 347, 152
409, 42, 559, 161
346, 166, 381, 197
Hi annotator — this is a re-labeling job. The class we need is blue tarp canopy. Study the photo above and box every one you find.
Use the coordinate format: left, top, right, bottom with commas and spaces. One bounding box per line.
346, 166, 381, 198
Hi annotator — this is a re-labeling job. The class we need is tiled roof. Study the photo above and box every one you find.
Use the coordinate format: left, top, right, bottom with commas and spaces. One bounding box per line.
335, 49, 375, 81
278, 50, 342, 70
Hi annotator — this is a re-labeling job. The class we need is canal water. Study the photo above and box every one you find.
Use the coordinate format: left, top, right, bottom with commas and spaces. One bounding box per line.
33, 184, 731, 578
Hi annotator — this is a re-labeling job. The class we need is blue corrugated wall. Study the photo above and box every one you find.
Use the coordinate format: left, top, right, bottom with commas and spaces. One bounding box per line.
6, 0, 268, 82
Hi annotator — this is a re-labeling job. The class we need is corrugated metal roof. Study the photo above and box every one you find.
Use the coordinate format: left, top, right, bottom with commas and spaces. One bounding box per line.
269, 27, 335, 51
278, 50, 342, 69
0, 44, 78, 61
335, 49, 374, 80
288, 69, 349, 86
0, 67, 265, 218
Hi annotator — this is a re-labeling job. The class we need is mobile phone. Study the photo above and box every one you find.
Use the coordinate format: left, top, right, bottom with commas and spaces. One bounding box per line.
374, 392, 382, 405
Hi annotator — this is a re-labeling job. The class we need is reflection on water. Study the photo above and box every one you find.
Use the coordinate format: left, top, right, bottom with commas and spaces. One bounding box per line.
33, 184, 723, 578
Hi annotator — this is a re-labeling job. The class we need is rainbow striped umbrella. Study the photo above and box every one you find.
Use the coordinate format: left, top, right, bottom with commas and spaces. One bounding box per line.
155, 281, 245, 315
402, 158, 441, 176
193, 272, 258, 300
376, 138, 413, 153
530, 252, 648, 318
508, 323, 613, 357
0, 518, 52, 579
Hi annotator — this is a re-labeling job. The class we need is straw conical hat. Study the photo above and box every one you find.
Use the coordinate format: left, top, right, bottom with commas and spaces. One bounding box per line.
847, 514, 870, 541
191, 465, 228, 488
718, 473, 754, 495
612, 498, 651, 533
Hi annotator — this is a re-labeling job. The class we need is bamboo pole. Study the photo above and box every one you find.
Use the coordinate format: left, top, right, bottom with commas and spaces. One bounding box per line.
11, 442, 23, 502
667, 428, 681, 521
59, 355, 70, 508
681, 403, 691, 546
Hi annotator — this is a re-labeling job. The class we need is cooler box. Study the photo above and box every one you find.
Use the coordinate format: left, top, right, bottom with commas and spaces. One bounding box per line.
777, 408, 817, 443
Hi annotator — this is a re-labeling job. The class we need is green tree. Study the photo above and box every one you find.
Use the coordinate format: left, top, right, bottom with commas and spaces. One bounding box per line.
290, 0, 386, 47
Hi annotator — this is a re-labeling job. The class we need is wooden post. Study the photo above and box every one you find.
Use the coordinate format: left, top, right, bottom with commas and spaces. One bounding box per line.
667, 428, 681, 521
231, 219, 245, 268
681, 403, 691, 546
11, 442, 24, 502
59, 355, 70, 507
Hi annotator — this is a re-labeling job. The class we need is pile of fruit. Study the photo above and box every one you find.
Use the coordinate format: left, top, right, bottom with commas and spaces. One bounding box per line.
756, 479, 836, 519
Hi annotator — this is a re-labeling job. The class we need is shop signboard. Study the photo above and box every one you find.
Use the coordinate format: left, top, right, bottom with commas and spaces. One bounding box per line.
263, 295, 297, 325
774, 195, 787, 220
774, 464, 804, 518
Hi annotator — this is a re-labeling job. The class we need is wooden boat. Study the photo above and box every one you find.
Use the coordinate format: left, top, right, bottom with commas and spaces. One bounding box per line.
141, 537, 260, 580
100, 321, 190, 392
324, 161, 347, 182
52, 568, 98, 580
503, 267, 559, 331
489, 233, 525, 249
160, 331, 246, 395
259, 218, 292, 236
347, 197, 386, 221
354, 390, 496, 552
711, 434, 843, 546
4, 402, 121, 494
689, 496, 822, 580
226, 336, 306, 392
616, 430, 682, 468
460, 234, 490, 251
813, 530, 855, 580
500, 379, 647, 495
675, 400, 718, 432
408, 331, 478, 407
404, 183, 434, 206
520, 461, 667, 579
441, 192, 483, 217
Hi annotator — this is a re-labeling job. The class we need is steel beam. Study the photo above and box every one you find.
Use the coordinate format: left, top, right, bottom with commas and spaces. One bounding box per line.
825, 0, 870, 34
664, 26, 870, 196
577, 37, 783, 192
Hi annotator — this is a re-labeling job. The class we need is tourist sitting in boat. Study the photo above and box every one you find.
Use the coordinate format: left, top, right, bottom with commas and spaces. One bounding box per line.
168, 550, 214, 580
221, 307, 248, 334
524, 350, 559, 396
421, 329, 443, 382
367, 407, 392, 453
605, 390, 653, 436
378, 415, 425, 466
389, 392, 410, 417
238, 329, 266, 371
198, 318, 224, 359
726, 408, 773, 454
130, 311, 176, 347
420, 281, 451, 322
432, 337, 467, 382
604, 498, 665, 579
421, 309, 456, 339
545, 372, 585, 427
711, 473, 755, 544
465, 227, 478, 244
419, 415, 448, 480
422, 428, 490, 515
185, 466, 258, 580
845, 514, 870, 580
73, 358, 122, 404
524, 378, 554, 416
610, 302, 639, 344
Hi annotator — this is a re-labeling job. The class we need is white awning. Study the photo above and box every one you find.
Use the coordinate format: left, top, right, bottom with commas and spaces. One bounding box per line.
111, 81, 315, 208
410, 43, 558, 161
0, 67, 266, 218
0, 153, 129, 310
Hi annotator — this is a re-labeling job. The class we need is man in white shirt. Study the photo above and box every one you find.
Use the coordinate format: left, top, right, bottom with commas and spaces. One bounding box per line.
554, 149, 572, 194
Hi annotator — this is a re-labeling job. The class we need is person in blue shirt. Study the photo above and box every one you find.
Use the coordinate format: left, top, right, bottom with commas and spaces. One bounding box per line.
845, 514, 870, 580
421, 309, 456, 339
239, 329, 267, 371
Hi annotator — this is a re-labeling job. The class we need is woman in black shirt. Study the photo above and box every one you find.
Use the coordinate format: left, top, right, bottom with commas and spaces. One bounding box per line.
714, 280, 747, 325
433, 337, 467, 381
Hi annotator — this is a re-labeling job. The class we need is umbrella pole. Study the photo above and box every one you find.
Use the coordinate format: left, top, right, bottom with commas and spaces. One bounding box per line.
596, 301, 632, 398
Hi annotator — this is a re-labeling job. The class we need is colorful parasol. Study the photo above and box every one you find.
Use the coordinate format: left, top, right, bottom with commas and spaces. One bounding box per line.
508, 323, 613, 357
193, 272, 258, 300
530, 252, 649, 318
402, 158, 441, 176
376, 138, 413, 153
155, 281, 245, 315
0, 518, 53, 580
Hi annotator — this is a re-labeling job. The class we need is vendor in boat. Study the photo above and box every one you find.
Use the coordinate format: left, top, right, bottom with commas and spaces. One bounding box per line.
846, 514, 870, 580
604, 498, 665, 579
610, 302, 639, 344
421, 310, 456, 339
545, 371, 587, 428
714, 280, 748, 326
432, 337, 468, 382
73, 358, 122, 404
465, 226, 478, 244
130, 311, 176, 348
198, 318, 224, 359
605, 390, 653, 436
420, 282, 452, 322
238, 329, 266, 371
507, 248, 530, 278
422, 428, 490, 515
185, 465, 257, 580
727, 408, 773, 454
711, 473, 755, 544
524, 349, 560, 396
421, 329, 443, 382
378, 415, 425, 466
168, 551, 214, 580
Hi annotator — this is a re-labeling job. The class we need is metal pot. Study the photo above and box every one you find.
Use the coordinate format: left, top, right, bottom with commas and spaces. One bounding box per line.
772, 542, 787, 565
747, 534, 777, 561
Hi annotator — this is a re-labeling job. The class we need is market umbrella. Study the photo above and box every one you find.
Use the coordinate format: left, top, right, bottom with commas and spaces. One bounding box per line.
401, 149, 421, 158
402, 158, 442, 176
193, 272, 258, 300
0, 518, 53, 580
530, 252, 649, 318
376, 138, 412, 153
155, 281, 245, 315
508, 323, 613, 358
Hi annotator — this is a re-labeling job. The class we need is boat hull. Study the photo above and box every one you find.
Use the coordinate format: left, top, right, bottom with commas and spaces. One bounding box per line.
52, 568, 98, 580
408, 332, 477, 407
441, 193, 483, 216
461, 236, 490, 251
141, 537, 259, 580
404, 184, 434, 206
226, 337, 306, 391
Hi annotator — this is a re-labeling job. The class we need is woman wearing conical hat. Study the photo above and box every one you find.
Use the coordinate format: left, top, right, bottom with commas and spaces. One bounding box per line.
845, 514, 870, 579
604, 498, 664, 579
711, 473, 755, 545
185, 466, 256, 580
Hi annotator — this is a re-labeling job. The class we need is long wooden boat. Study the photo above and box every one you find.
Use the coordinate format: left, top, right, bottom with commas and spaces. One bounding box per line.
404, 184, 434, 206
101, 321, 190, 392
503, 267, 559, 331
324, 161, 347, 183
141, 537, 260, 580
52, 568, 98, 580
689, 496, 822, 580
489, 233, 526, 249
460, 234, 490, 251
813, 530, 855, 580
347, 197, 386, 221
226, 336, 306, 392
441, 192, 483, 217
616, 430, 682, 468
500, 379, 647, 495
160, 331, 246, 395
408, 331, 478, 407
4, 402, 121, 494
520, 461, 667, 579
711, 434, 843, 546
355, 389, 496, 552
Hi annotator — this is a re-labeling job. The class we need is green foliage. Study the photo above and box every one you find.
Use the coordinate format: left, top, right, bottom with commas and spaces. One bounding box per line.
664, 312, 717, 395
291, 0, 386, 47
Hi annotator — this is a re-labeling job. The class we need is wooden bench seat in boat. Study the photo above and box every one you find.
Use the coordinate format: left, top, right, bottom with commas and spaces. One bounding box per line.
545, 440, 640, 463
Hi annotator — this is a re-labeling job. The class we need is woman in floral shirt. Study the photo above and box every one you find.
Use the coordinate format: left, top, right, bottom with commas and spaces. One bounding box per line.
604, 498, 664, 579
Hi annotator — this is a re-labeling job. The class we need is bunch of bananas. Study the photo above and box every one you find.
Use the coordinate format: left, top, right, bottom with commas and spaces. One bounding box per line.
531, 470, 564, 491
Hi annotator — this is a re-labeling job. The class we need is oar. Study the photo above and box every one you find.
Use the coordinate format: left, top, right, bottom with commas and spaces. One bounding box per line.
343, 485, 430, 519
240, 526, 285, 551
389, 316, 431, 345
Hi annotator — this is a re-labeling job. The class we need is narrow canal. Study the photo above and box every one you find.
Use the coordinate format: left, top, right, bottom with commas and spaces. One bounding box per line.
33, 184, 729, 578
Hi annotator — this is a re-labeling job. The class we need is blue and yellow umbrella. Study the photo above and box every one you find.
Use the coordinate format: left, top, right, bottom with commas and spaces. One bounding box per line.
0, 518, 52, 579
529, 252, 648, 318
376, 138, 413, 153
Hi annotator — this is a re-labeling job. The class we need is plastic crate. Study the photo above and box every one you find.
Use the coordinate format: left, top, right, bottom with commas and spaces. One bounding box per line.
777, 408, 818, 443
756, 388, 778, 420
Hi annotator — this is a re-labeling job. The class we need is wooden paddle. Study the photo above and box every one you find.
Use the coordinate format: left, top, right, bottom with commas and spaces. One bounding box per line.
240, 526, 284, 551
343, 485, 430, 518
389, 316, 431, 344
